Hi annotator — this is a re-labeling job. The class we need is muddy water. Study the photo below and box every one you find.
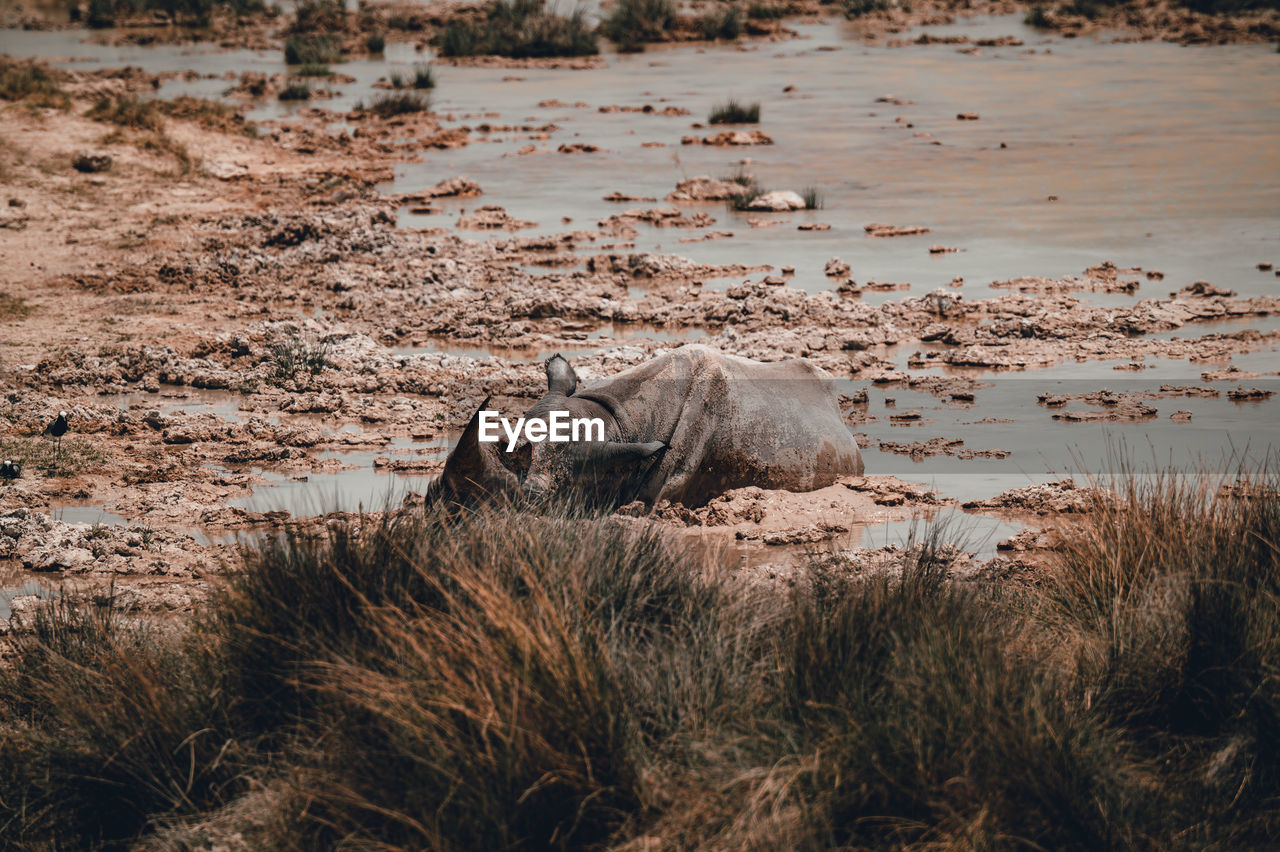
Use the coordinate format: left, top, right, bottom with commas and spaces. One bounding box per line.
2, 16, 1277, 546
225, 439, 446, 517
5, 18, 1276, 300
380, 17, 1280, 304
0, 564, 56, 622
393, 322, 707, 359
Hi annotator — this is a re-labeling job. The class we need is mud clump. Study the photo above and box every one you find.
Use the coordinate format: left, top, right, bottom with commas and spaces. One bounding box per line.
72, 151, 113, 173
1227, 387, 1274, 401
682, 130, 773, 146
0, 507, 218, 576
963, 479, 1115, 515
457, 205, 536, 231
416, 176, 483, 198
865, 223, 931, 237
1039, 389, 1159, 422
878, 437, 1011, 460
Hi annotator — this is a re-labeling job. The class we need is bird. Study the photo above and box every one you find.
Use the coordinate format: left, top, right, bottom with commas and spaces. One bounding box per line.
44, 410, 69, 454
0, 459, 19, 480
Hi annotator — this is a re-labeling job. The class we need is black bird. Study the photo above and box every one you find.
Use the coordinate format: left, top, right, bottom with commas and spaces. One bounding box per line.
44, 410, 69, 453
0, 459, 19, 480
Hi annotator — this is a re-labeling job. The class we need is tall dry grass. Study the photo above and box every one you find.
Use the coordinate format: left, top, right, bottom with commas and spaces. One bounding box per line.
0, 469, 1276, 849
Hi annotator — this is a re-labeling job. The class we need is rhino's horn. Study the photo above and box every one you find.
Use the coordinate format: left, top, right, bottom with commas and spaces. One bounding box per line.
441, 396, 519, 499
545, 354, 578, 396
590, 440, 666, 467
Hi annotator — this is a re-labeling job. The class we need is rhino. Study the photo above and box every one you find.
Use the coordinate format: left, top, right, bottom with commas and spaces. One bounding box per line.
433, 344, 864, 507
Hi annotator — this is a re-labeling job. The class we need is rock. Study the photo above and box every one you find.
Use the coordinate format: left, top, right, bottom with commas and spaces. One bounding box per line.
666, 176, 742, 202
557, 143, 600, 153
32, 546, 95, 572
865, 223, 931, 237
741, 522, 849, 545
683, 130, 773, 146
1227, 387, 1273, 401
746, 190, 805, 211
824, 258, 851, 277
604, 191, 658, 202
161, 424, 203, 444
963, 479, 1114, 515
1171, 410, 1193, 422
204, 159, 248, 180
956, 112, 980, 120
72, 152, 112, 173
1175, 280, 1235, 298
457, 205, 535, 231
997, 528, 1058, 552
421, 176, 482, 198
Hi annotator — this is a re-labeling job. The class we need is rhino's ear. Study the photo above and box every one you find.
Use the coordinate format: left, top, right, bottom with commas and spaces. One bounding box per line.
545, 353, 578, 396
441, 396, 519, 500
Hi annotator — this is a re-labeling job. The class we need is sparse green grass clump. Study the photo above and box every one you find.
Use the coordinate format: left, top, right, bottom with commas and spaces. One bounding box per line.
411, 63, 436, 89
708, 97, 760, 124
1, 469, 1278, 847
842, 0, 890, 16
82, 0, 267, 29
697, 5, 742, 39
0, 436, 110, 477
1066, 0, 1104, 17
600, 0, 677, 45
267, 332, 330, 380
0, 58, 69, 109
86, 94, 164, 131
365, 91, 430, 117
1180, 0, 1280, 12
747, 1, 788, 18
729, 182, 764, 209
277, 82, 312, 101
0, 292, 33, 320
283, 34, 342, 66
291, 0, 346, 32
86, 94, 198, 171
721, 165, 764, 209
293, 62, 333, 77
1024, 4, 1052, 26
721, 164, 756, 186
801, 185, 823, 209
436, 0, 599, 58
157, 94, 256, 135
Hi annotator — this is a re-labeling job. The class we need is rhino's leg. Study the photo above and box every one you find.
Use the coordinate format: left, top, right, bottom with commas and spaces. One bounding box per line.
648, 414, 720, 506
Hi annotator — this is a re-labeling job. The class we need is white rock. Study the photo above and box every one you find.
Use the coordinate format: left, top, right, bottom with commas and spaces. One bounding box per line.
747, 190, 806, 212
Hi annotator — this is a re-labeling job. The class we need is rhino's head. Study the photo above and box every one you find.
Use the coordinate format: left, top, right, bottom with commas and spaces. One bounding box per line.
432, 395, 520, 504
519, 354, 665, 504
434, 354, 665, 506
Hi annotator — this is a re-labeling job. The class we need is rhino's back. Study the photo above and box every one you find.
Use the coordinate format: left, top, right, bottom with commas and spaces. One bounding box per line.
581, 345, 863, 505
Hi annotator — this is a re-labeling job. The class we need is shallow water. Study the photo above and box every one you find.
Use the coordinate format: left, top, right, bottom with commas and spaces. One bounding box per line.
95, 387, 261, 423
843, 372, 1280, 488
225, 441, 445, 517
5, 17, 1276, 300
0, 568, 56, 622
378, 17, 1280, 304
52, 504, 131, 525
3, 15, 1277, 534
